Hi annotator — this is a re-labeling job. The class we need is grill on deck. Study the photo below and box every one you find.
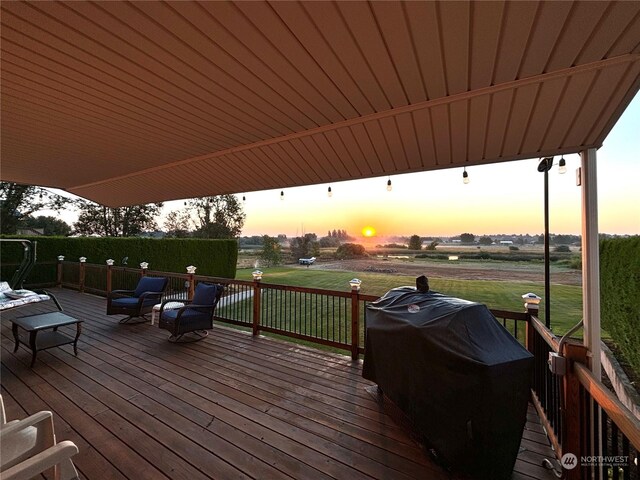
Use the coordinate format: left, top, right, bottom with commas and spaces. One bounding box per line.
363, 286, 534, 480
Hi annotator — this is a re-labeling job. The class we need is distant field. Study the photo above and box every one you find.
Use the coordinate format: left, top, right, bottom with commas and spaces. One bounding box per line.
236, 266, 583, 336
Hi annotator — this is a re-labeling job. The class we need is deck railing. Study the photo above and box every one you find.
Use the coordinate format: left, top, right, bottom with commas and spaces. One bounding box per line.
33, 260, 640, 477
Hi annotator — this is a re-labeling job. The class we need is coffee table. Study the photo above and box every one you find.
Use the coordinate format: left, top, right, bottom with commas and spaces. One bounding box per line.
12, 312, 83, 367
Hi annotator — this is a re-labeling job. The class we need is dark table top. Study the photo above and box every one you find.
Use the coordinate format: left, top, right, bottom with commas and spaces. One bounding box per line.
12, 312, 82, 331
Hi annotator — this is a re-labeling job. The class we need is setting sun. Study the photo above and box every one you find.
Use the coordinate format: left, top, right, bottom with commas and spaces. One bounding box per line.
362, 226, 376, 237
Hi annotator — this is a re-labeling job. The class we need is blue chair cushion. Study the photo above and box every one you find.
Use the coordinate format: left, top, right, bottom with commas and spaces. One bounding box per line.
133, 277, 167, 297
191, 283, 221, 306
111, 297, 157, 308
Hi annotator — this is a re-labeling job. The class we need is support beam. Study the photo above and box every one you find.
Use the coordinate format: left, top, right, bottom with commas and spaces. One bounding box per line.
580, 148, 601, 380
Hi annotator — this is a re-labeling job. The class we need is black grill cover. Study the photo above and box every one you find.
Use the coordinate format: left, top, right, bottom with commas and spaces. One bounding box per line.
362, 287, 533, 480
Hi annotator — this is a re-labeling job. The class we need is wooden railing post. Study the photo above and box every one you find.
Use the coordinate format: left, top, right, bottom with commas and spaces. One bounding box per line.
186, 266, 196, 300
563, 342, 589, 480
56, 256, 64, 287
78, 257, 86, 293
106, 263, 113, 296
350, 289, 360, 361
252, 281, 261, 336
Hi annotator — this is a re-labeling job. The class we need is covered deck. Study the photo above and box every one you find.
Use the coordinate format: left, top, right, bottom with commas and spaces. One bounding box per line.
1, 288, 555, 480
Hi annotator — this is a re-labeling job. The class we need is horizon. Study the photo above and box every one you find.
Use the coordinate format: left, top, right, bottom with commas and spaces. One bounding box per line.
40, 94, 640, 239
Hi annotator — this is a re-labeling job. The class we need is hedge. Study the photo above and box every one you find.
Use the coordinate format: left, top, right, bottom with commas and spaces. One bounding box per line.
600, 236, 640, 373
0, 236, 238, 281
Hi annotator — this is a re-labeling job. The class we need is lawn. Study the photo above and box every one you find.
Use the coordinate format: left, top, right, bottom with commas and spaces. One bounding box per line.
236, 266, 583, 336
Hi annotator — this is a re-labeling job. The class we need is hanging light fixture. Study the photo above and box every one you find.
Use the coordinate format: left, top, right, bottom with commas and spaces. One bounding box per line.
558, 156, 567, 174
386, 177, 392, 192
242, 194, 246, 202
463, 167, 469, 184
327, 186, 332, 197
280, 190, 284, 201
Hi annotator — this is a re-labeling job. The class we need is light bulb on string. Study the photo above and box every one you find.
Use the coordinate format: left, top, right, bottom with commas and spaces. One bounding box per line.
386, 177, 392, 192
558, 156, 567, 174
327, 186, 332, 198
463, 168, 469, 184
280, 190, 284, 201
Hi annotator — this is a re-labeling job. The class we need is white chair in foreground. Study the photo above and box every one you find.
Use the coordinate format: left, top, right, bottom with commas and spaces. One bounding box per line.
0, 394, 79, 480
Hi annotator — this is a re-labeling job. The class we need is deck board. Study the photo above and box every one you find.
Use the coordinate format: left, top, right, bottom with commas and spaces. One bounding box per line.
1, 289, 557, 480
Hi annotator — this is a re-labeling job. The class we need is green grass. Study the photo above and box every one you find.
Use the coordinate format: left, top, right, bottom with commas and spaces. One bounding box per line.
237, 266, 583, 336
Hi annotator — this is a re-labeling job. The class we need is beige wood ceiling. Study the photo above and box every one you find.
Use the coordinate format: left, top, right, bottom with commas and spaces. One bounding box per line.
2, 1, 640, 207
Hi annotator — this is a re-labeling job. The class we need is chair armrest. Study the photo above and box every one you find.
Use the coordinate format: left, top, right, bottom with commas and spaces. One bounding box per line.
108, 289, 135, 299
1, 440, 79, 480
138, 290, 165, 300
0, 411, 54, 440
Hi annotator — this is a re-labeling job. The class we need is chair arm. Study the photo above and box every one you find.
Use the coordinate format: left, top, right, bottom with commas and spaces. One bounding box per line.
1, 440, 79, 480
172, 303, 214, 326
138, 290, 165, 300
107, 289, 135, 299
0, 411, 54, 440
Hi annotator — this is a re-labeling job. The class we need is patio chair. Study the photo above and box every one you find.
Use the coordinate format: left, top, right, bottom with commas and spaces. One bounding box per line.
107, 276, 168, 324
0, 394, 80, 480
158, 282, 224, 343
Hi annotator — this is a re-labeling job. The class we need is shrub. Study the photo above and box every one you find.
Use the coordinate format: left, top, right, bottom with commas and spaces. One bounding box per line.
554, 245, 571, 253
509, 246, 519, 251
0, 236, 237, 278
335, 243, 367, 259
600, 236, 640, 374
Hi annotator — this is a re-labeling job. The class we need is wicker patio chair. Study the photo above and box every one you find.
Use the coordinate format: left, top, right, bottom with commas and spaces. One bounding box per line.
158, 282, 224, 342
106, 276, 168, 324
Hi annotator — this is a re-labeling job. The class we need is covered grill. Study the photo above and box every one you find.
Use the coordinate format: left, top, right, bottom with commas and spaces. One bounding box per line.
363, 286, 533, 480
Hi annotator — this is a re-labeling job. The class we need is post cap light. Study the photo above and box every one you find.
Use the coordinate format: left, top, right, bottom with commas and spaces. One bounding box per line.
106, 259, 114, 266
140, 262, 149, 270
349, 278, 362, 291
79, 257, 87, 263
186, 265, 197, 274
57, 255, 65, 261
522, 292, 541, 310
252, 270, 263, 281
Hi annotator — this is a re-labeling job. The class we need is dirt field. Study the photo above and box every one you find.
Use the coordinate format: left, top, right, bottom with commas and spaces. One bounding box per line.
308, 258, 582, 285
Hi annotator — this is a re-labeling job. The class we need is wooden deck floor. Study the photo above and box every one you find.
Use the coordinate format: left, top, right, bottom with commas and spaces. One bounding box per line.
1, 289, 556, 480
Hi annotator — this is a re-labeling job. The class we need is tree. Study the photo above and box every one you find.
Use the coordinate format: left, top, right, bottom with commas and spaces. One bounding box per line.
189, 195, 245, 239
335, 243, 366, 259
479, 236, 493, 246
290, 233, 320, 260
425, 240, 439, 250
408, 235, 422, 250
460, 233, 475, 244
259, 235, 282, 266
163, 210, 192, 238
73, 201, 162, 237
20, 215, 71, 236
0, 182, 69, 234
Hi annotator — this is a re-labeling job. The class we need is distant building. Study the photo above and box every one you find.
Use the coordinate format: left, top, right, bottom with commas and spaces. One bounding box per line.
500, 240, 514, 245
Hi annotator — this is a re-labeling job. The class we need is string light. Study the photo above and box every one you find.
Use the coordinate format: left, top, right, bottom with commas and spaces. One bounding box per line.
386, 177, 392, 192
280, 190, 284, 201
558, 156, 567, 174
463, 167, 469, 184
242, 194, 246, 202
327, 186, 332, 197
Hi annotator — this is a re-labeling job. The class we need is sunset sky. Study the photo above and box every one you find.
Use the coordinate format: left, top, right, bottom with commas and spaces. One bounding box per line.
48, 94, 639, 238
